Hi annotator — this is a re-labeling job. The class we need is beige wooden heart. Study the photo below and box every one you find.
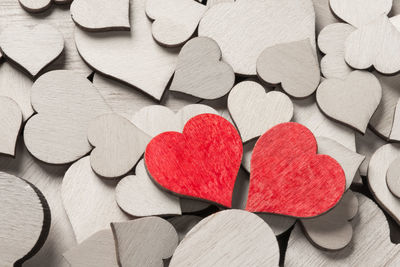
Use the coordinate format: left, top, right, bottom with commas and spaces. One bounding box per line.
0, 97, 22, 156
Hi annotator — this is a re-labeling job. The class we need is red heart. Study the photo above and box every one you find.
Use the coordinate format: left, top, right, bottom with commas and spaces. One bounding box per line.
144, 114, 242, 207
246, 122, 345, 217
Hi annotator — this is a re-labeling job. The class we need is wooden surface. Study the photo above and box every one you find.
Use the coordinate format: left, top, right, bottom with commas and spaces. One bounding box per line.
0, 97, 22, 156
169, 37, 235, 99
311, 0, 339, 33
198, 0, 316, 75
257, 39, 320, 98
88, 113, 150, 178
228, 81, 293, 143
387, 157, 400, 198
169, 210, 280, 266
18, 0, 52, 13
111, 217, 178, 267
23, 70, 111, 164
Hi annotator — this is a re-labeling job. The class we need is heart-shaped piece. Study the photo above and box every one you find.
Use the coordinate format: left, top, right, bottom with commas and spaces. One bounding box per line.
24, 70, 112, 164
0, 24, 64, 77
145, 113, 242, 208
257, 39, 320, 98
316, 71, 382, 133
169, 37, 235, 99
246, 122, 345, 217
18, 0, 52, 13
88, 113, 151, 178
71, 0, 130, 32
386, 157, 400, 198
0, 97, 22, 156
227, 81, 293, 142
146, 0, 207, 47
390, 99, 400, 141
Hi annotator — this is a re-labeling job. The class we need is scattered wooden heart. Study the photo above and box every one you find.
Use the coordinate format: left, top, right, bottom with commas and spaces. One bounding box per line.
301, 190, 358, 250
18, 0, 52, 13
116, 159, 182, 217
169, 37, 234, 99
169, 210, 279, 266
145, 114, 242, 208
24, 70, 112, 164
0, 24, 64, 77
61, 157, 130, 243
71, 0, 130, 32
246, 122, 346, 217
0, 97, 22, 156
63, 230, 119, 267
146, 0, 207, 47
330, 0, 392, 28
386, 157, 400, 198
198, 0, 316, 75
257, 39, 320, 98
168, 215, 202, 242
227, 81, 293, 143
390, 99, 400, 141
111, 217, 178, 267
88, 113, 151, 178
345, 15, 400, 74
355, 130, 386, 176
316, 71, 382, 133
0, 172, 50, 267
74, 0, 178, 100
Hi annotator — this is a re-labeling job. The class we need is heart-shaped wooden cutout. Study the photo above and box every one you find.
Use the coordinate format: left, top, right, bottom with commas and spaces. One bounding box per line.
146, 0, 207, 47
145, 114, 242, 208
18, 0, 52, 13
246, 122, 345, 217
228, 80, 293, 143
0, 97, 22, 156
71, 0, 130, 32
317, 71, 382, 134
0, 24, 64, 77
24, 70, 112, 164
386, 157, 400, 198
169, 37, 234, 99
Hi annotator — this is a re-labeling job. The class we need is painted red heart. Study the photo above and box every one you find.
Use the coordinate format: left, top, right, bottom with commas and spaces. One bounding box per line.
246, 122, 345, 218
144, 113, 242, 207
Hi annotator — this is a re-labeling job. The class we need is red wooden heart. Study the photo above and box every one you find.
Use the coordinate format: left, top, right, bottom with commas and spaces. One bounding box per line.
246, 122, 345, 218
144, 113, 242, 207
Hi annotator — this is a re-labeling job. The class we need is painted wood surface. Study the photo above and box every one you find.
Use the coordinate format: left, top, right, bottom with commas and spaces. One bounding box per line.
0, 97, 22, 156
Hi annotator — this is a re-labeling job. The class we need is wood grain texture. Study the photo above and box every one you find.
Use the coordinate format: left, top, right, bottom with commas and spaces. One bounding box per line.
61, 157, 130, 243
18, 0, 52, 13
116, 159, 182, 217
74, 0, 178, 100
390, 99, 400, 140
387, 157, 400, 198
311, 0, 339, 33
0, 172, 50, 267
0, 24, 64, 78
228, 81, 293, 143
316, 71, 382, 133
146, 0, 207, 47
71, 0, 130, 32
111, 217, 178, 267
345, 15, 400, 74
169, 210, 280, 266
207, 0, 234, 7
168, 215, 202, 242
24, 70, 111, 164
0, 97, 22, 156
88, 113, 151, 178
257, 39, 320, 98
169, 37, 234, 99
198, 0, 316, 75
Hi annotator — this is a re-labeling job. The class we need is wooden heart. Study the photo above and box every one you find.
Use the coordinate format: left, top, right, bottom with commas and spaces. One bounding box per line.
18, 0, 52, 13
111, 217, 178, 267
169, 210, 279, 266
0, 24, 64, 77
0, 97, 22, 156
330, 0, 392, 27
257, 39, 320, 98
0, 172, 50, 267
198, 0, 316, 75
145, 114, 242, 208
356, 129, 386, 176
24, 70, 111, 164
88, 113, 151, 178
386, 157, 400, 198
228, 81, 293, 143
390, 99, 400, 140
345, 15, 400, 74
169, 37, 234, 99
146, 0, 207, 47
71, 0, 130, 32
61, 157, 130, 243
74, 0, 178, 100
246, 122, 346, 217
316, 71, 382, 133
116, 159, 182, 217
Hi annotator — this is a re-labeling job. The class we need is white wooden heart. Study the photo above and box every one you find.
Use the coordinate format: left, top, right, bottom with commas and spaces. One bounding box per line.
386, 157, 400, 198
0, 24, 64, 77
227, 81, 293, 143
169, 37, 235, 99
0, 97, 22, 156
18, 0, 52, 13
24, 70, 112, 165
